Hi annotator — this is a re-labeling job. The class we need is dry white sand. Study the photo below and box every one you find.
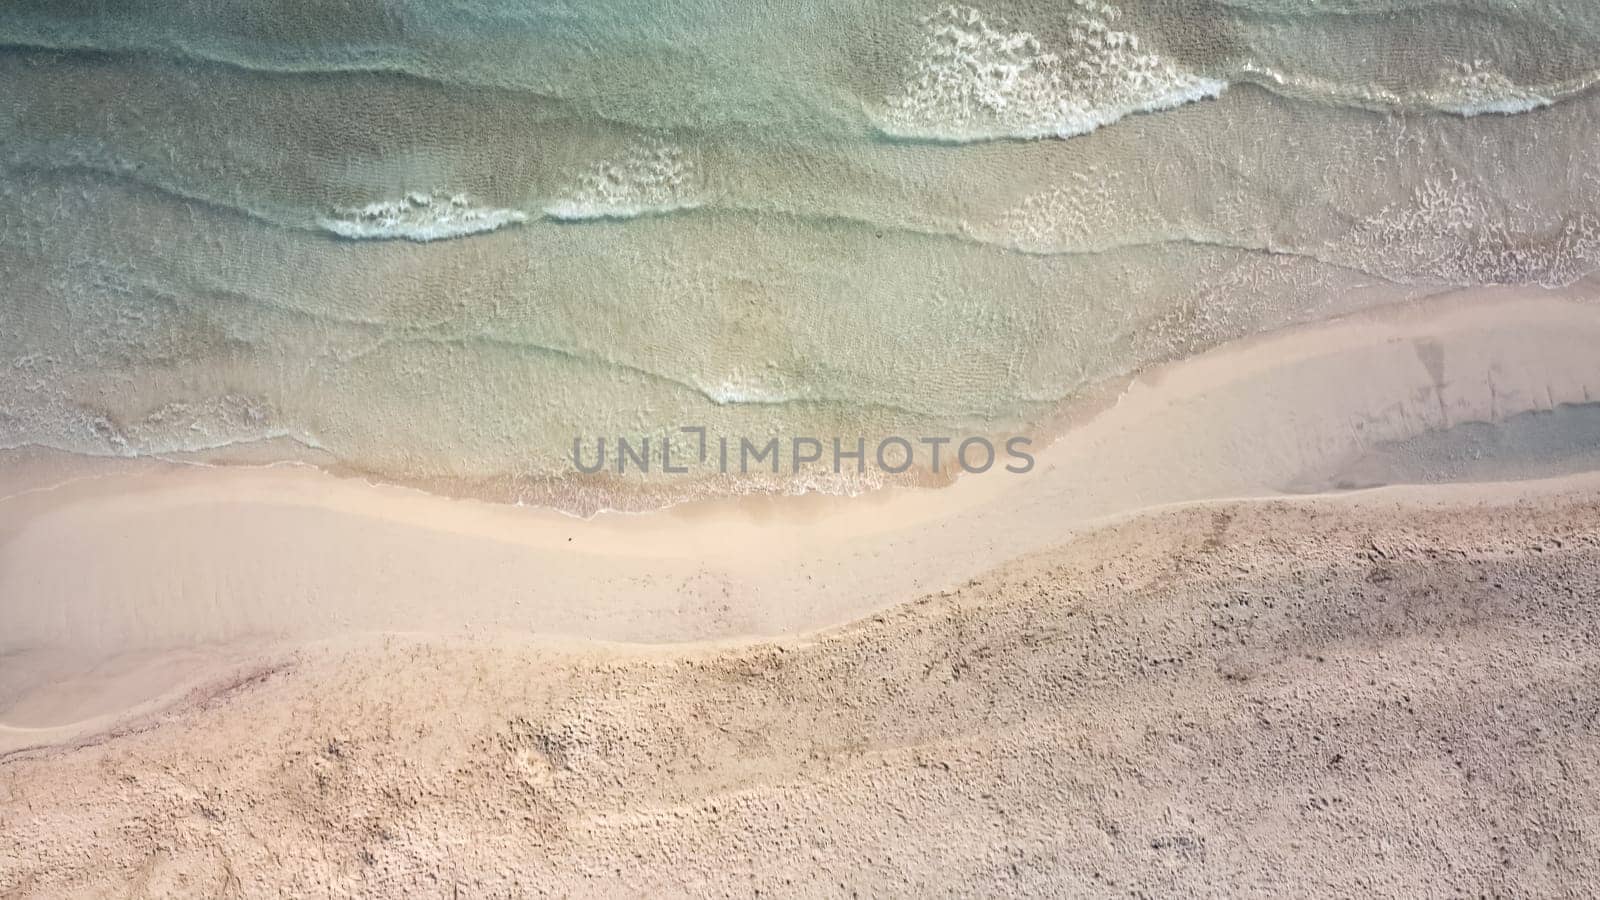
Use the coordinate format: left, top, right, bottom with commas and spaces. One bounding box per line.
4, 480, 1599, 896
4, 284, 1600, 895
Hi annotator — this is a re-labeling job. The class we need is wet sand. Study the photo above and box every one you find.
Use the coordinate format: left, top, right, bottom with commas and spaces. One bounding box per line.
3, 285, 1597, 659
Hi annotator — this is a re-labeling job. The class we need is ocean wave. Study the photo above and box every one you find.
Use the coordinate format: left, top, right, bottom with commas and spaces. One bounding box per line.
871, 3, 1589, 143
1435, 59, 1554, 115
318, 192, 528, 241
1232, 59, 1577, 118
0, 388, 324, 460
17, 149, 1596, 297
17, 158, 1428, 293
4, 5, 1596, 155
874, 2, 1227, 143
543, 140, 702, 222
1342, 173, 1600, 288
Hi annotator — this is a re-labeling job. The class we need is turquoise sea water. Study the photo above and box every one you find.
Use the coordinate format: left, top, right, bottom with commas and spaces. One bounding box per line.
3, 0, 1599, 509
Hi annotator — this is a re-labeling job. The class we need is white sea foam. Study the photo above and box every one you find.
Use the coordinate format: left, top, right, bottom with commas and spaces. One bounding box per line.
544, 140, 702, 221
700, 375, 791, 405
1237, 59, 1555, 118
1436, 60, 1552, 116
0, 389, 322, 459
877, 2, 1225, 142
1346, 168, 1600, 288
981, 168, 1137, 253
319, 192, 528, 241
878, 6, 1557, 144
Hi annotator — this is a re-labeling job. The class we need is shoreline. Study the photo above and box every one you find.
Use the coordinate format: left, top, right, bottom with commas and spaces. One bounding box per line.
4, 277, 1597, 518
2, 286, 1598, 663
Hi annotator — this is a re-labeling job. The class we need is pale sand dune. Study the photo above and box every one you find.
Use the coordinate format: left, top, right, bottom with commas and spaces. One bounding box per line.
2, 482, 1597, 896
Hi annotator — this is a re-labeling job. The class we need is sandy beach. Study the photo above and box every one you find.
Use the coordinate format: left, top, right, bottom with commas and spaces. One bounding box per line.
4, 468, 1599, 896
4, 281, 1600, 894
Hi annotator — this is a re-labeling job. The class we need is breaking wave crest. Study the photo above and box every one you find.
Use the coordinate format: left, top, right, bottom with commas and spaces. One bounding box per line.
873, 2, 1587, 143
875, 3, 1225, 143
543, 140, 702, 222
1233, 58, 1574, 118
318, 192, 528, 241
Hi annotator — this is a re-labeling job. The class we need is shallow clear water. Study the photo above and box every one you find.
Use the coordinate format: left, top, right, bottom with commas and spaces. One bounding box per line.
3, 0, 1598, 509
